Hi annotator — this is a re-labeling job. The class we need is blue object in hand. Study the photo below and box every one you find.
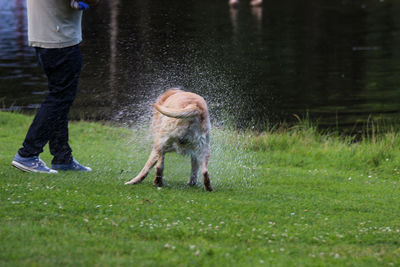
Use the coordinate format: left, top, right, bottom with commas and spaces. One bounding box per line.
78, 1, 90, 10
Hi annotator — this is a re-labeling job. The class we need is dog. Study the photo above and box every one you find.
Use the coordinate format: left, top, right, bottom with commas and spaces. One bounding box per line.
125, 89, 213, 191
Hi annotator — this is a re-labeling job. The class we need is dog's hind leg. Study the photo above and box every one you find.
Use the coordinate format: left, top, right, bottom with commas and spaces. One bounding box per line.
187, 155, 200, 186
201, 146, 213, 192
125, 149, 159, 185
153, 152, 165, 187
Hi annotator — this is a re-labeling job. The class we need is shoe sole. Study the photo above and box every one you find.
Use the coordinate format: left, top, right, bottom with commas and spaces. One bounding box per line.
51, 168, 92, 172
12, 161, 58, 174
51, 165, 92, 172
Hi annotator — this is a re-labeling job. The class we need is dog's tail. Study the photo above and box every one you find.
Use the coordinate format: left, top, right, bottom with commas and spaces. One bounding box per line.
153, 104, 201, 118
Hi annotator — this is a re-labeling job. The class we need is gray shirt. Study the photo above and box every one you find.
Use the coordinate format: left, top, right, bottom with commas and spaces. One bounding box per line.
27, 0, 83, 48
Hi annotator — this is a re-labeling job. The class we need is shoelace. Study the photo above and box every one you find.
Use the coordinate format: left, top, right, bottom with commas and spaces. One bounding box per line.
32, 156, 46, 167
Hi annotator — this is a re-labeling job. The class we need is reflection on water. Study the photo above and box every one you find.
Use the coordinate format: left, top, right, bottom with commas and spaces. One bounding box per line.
0, 0, 44, 110
1, 0, 400, 131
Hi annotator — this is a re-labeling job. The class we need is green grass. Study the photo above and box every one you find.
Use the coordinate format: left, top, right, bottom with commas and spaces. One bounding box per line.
1, 111, 400, 266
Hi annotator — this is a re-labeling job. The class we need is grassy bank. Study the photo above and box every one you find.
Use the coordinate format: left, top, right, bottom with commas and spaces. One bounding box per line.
1, 111, 400, 266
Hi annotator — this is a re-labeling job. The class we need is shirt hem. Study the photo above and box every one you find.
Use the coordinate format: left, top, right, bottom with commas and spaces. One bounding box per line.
29, 39, 82, 49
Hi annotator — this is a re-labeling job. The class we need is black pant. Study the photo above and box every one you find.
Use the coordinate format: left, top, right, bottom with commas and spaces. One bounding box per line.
18, 45, 82, 164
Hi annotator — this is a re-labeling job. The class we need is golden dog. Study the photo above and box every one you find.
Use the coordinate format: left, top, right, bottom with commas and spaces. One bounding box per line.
125, 89, 213, 191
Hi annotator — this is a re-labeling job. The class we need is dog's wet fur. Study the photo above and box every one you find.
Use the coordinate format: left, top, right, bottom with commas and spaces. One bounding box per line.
125, 89, 213, 191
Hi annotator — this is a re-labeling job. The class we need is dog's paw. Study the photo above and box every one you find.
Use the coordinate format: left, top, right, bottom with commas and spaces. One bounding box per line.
153, 177, 164, 187
204, 183, 213, 192
125, 178, 142, 185
187, 180, 197, 187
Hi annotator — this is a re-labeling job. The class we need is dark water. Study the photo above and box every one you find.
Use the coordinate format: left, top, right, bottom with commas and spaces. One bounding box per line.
1, 0, 400, 130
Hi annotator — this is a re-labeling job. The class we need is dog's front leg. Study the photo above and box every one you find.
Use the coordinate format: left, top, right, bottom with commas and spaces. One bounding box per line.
153, 152, 165, 187
125, 149, 159, 185
188, 155, 200, 186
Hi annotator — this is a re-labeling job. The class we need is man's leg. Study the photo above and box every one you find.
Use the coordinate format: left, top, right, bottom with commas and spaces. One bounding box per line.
46, 45, 82, 164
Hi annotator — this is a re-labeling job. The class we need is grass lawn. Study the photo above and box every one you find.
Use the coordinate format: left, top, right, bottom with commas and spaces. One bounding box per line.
1, 111, 400, 266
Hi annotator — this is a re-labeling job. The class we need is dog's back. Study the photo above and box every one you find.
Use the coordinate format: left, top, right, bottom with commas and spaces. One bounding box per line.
153, 89, 209, 126
152, 89, 210, 155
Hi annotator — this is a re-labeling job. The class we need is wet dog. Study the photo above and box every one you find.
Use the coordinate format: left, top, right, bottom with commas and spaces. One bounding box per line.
125, 89, 213, 191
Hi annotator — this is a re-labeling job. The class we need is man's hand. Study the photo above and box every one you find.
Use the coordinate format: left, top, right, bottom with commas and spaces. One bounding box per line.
77, 1, 90, 10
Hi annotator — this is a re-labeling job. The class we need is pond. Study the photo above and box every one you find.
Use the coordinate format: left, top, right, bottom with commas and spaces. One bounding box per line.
1, 0, 400, 131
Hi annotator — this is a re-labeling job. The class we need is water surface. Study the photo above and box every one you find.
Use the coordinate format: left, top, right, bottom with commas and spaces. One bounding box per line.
1, 0, 400, 131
